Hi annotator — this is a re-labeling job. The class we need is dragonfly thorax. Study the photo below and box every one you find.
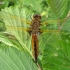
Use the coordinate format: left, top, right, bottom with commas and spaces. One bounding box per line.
28, 14, 41, 35
33, 14, 41, 19
31, 15, 41, 34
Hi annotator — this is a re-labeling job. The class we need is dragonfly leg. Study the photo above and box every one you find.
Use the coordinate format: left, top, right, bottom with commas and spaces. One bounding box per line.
27, 28, 32, 35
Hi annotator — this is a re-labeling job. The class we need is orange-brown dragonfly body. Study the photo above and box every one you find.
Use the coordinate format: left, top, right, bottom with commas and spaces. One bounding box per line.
28, 15, 41, 62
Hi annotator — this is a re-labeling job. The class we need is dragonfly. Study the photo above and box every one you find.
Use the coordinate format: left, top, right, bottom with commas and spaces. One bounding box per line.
0, 9, 65, 62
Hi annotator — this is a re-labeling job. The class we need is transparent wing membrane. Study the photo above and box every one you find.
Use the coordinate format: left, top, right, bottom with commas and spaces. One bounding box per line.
0, 8, 67, 35
5, 25, 60, 33
0, 10, 63, 33
41, 19, 63, 25
5, 25, 30, 31
7, 12, 31, 25
0, 10, 64, 26
0, 7, 32, 52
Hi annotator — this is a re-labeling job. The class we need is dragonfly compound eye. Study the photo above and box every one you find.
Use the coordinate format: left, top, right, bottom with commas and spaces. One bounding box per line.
33, 14, 41, 19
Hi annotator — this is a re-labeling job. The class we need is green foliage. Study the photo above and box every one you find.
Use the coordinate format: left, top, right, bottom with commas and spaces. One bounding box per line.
68, 0, 70, 10
42, 33, 70, 70
62, 17, 70, 31
0, 33, 23, 50
0, 6, 32, 56
0, 43, 38, 70
0, 0, 70, 70
0, 0, 10, 10
0, 21, 6, 32
0, 0, 46, 13
47, 0, 69, 19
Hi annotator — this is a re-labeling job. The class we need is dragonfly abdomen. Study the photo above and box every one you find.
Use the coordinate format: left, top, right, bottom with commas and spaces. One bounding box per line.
32, 34, 38, 62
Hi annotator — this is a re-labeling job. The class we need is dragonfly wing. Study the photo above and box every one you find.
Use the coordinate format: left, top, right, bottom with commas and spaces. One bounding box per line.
40, 29, 60, 33
0, 7, 32, 45
0, 9, 31, 27
41, 19, 64, 25
5, 25, 30, 31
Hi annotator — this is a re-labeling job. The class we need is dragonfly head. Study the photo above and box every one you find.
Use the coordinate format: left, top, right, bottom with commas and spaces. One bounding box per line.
33, 14, 41, 19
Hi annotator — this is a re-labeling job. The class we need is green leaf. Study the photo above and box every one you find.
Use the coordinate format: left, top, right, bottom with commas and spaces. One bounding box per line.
0, 20, 6, 32
42, 33, 70, 70
69, 0, 70, 10
18, 0, 43, 13
62, 17, 70, 31
47, 0, 69, 19
0, 33, 23, 50
0, 6, 32, 56
0, 43, 38, 70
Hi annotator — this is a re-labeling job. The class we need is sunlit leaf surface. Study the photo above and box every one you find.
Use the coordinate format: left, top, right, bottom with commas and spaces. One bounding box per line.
42, 33, 70, 70
47, 0, 69, 19
0, 43, 38, 70
0, 6, 32, 56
